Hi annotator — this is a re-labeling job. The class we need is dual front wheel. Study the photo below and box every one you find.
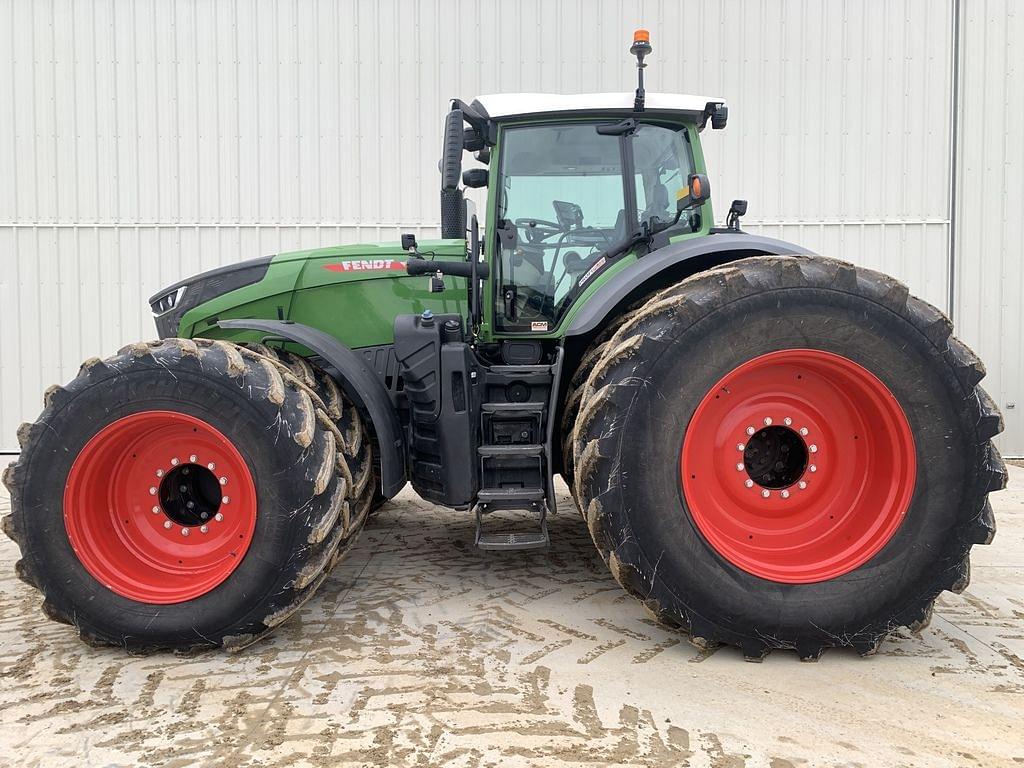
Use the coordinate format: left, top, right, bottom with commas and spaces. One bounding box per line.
2, 339, 375, 650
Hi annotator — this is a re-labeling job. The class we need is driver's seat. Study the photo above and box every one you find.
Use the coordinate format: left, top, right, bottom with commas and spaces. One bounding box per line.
643, 183, 671, 224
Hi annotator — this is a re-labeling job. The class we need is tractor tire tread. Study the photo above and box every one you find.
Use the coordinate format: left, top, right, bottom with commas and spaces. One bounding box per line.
571, 255, 1005, 659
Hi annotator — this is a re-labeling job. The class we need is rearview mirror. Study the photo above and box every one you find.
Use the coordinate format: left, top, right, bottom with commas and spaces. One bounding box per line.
676, 173, 711, 211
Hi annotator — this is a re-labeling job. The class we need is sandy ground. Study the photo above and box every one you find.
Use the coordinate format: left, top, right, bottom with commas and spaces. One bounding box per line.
1, 470, 1023, 768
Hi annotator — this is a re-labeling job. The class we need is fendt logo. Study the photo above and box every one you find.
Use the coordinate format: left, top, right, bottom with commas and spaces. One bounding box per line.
323, 259, 407, 273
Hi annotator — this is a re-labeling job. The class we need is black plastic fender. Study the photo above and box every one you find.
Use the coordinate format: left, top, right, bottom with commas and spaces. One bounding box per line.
564, 232, 815, 338
218, 319, 406, 497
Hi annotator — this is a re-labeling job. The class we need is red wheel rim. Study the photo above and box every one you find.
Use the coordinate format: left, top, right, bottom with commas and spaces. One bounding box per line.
680, 349, 916, 584
64, 411, 257, 603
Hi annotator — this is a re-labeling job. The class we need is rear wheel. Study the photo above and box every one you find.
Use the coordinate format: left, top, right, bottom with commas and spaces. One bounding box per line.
572, 256, 1005, 659
2, 338, 368, 651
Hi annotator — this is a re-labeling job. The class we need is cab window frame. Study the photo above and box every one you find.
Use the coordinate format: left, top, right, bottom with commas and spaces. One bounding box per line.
490, 117, 694, 336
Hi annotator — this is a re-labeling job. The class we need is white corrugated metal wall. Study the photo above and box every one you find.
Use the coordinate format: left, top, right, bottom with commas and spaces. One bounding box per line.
0, 0, 1019, 453
954, 0, 1023, 456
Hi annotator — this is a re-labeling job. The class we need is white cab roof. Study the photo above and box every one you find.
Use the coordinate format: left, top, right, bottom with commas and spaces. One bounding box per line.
473, 92, 725, 120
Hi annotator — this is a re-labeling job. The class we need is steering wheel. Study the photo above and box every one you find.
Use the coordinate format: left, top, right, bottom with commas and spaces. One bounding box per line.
513, 218, 563, 242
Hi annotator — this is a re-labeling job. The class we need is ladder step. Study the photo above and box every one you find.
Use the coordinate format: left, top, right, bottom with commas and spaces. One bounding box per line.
481, 401, 545, 413
474, 502, 549, 551
477, 487, 545, 503
478, 444, 543, 457
475, 531, 549, 551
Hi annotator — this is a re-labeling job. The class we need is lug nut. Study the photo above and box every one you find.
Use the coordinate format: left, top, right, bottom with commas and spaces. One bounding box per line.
737, 443, 745, 451
171, 457, 179, 466
781, 489, 790, 498
799, 481, 807, 489
189, 454, 197, 463
214, 513, 224, 522
744, 479, 754, 488
200, 525, 209, 534
761, 489, 770, 498
200, 511, 209, 520
179, 484, 187, 492
784, 417, 793, 426
746, 426, 755, 436
163, 520, 173, 529
219, 477, 227, 486
186, 501, 195, 509
809, 444, 818, 453
151, 505, 160, 514
149, 486, 157, 495
156, 469, 164, 478
221, 496, 230, 504
763, 417, 773, 426
207, 462, 216, 470
181, 528, 190, 537
799, 427, 809, 436
809, 464, 817, 473
736, 462, 744, 471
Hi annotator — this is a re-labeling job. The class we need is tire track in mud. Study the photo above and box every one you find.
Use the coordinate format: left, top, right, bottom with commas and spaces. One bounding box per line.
1, 478, 1023, 767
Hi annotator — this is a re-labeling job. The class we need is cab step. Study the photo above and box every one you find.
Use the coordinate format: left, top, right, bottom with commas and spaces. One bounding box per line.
474, 504, 549, 551
477, 487, 545, 504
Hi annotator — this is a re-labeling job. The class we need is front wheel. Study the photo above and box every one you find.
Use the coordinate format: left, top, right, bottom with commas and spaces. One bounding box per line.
2, 338, 369, 651
572, 256, 1005, 659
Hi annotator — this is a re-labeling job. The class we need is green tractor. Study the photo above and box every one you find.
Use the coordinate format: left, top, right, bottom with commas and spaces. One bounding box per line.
3, 32, 1005, 659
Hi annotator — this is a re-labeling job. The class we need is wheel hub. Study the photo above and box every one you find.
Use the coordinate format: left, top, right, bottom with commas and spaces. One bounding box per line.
680, 349, 916, 584
158, 462, 224, 527
741, 423, 809, 490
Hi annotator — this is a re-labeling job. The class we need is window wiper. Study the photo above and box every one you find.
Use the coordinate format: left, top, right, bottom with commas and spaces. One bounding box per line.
603, 209, 684, 260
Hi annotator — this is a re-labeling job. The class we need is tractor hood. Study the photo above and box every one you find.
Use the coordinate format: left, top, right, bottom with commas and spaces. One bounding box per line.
151, 239, 468, 344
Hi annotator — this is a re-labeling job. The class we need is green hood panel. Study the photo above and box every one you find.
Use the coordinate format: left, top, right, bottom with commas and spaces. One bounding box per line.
176, 238, 469, 349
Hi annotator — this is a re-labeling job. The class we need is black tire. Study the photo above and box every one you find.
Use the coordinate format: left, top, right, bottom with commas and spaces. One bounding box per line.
560, 299, 647, 502
1, 338, 370, 652
244, 344, 377, 516
572, 256, 1005, 660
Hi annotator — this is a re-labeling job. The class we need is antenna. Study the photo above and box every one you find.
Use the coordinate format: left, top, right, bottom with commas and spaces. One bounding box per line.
630, 29, 652, 112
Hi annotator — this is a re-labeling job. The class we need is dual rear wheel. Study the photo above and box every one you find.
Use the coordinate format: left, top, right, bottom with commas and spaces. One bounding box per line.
568, 255, 1005, 659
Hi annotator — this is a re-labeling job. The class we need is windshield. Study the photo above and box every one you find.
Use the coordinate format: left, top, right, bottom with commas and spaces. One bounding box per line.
495, 121, 695, 333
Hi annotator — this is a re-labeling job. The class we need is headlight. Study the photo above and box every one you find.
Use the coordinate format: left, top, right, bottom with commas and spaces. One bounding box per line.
150, 285, 187, 316
149, 256, 273, 338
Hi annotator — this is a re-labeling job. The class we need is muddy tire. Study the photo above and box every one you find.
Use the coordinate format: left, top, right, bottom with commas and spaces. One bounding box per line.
245, 344, 377, 515
572, 255, 1005, 659
1, 338, 369, 652
560, 300, 646, 502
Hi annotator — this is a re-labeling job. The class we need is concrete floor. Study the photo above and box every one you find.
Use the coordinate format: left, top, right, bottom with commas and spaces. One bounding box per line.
1, 470, 1023, 768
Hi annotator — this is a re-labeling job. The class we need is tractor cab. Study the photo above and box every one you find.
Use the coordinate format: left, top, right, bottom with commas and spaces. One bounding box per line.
424, 30, 727, 342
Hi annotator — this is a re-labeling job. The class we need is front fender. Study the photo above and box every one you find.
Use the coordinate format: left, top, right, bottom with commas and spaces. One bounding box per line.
217, 319, 406, 497
564, 232, 815, 338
